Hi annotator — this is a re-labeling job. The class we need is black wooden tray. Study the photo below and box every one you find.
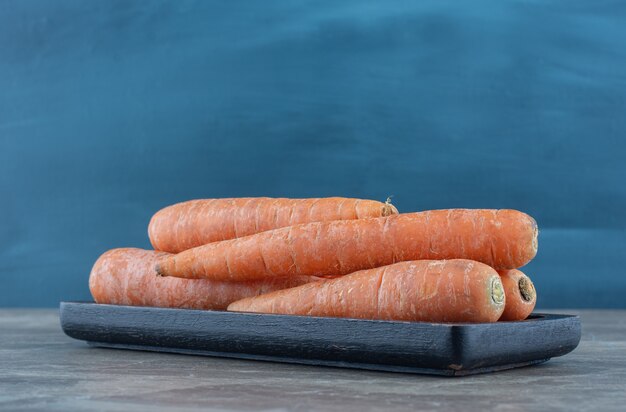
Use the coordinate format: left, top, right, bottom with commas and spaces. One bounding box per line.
60, 302, 580, 376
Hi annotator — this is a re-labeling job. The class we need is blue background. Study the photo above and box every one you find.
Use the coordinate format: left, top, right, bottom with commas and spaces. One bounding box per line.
1, 1, 625, 308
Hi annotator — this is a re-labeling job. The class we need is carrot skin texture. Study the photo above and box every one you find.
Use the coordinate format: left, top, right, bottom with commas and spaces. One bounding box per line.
149, 197, 398, 253
498, 269, 537, 321
228, 260, 506, 323
157, 209, 538, 281
89, 248, 319, 310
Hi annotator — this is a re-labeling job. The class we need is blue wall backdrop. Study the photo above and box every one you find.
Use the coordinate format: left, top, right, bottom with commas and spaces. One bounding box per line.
1, 1, 625, 308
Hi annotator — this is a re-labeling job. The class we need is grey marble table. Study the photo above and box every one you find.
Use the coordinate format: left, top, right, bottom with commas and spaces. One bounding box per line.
0, 309, 624, 412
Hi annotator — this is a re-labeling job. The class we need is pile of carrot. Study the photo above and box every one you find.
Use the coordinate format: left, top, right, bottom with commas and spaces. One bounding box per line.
90, 197, 539, 323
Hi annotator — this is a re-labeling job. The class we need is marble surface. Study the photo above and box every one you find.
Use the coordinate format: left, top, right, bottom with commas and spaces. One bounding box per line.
0, 309, 624, 411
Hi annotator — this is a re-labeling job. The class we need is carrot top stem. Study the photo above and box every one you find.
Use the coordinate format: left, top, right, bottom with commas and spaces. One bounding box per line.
518, 277, 536, 302
491, 277, 505, 305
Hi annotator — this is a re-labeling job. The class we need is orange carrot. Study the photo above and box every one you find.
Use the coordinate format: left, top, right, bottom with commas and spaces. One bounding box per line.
156, 209, 538, 281
228, 260, 506, 323
149, 197, 398, 253
89, 248, 319, 310
498, 269, 537, 321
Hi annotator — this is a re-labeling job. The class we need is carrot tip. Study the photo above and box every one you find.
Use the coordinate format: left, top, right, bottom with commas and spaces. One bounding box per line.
154, 264, 165, 277
382, 197, 398, 216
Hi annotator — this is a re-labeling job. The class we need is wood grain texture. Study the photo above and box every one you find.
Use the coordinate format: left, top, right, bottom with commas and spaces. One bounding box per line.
1, 309, 623, 411
59, 302, 580, 376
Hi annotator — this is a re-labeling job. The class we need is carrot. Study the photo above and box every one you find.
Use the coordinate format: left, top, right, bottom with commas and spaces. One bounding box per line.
156, 209, 538, 281
498, 269, 537, 321
228, 260, 506, 323
149, 197, 398, 253
89, 248, 319, 310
